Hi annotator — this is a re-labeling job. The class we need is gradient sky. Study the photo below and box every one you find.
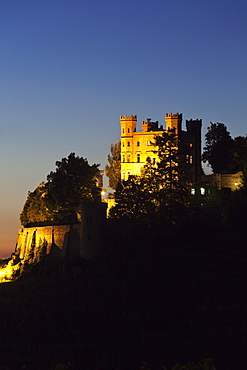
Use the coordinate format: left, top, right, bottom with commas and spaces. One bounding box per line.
0, 0, 246, 257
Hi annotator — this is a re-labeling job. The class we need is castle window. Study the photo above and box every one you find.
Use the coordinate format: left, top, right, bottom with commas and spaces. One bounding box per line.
137, 154, 140, 163
190, 143, 193, 148
123, 128, 124, 133
123, 155, 125, 163
189, 155, 193, 164
122, 142, 125, 147
153, 158, 156, 164
137, 141, 140, 147
128, 128, 130, 133
127, 154, 130, 162
127, 142, 130, 147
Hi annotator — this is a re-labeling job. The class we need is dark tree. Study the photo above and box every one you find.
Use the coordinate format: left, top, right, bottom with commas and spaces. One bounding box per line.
202, 122, 234, 173
45, 153, 100, 221
20, 153, 100, 225
20, 182, 52, 226
151, 130, 192, 221
109, 175, 157, 221
232, 135, 247, 172
105, 140, 121, 190
241, 170, 247, 190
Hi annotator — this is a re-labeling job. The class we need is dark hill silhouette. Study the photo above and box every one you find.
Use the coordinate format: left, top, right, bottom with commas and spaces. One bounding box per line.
0, 215, 246, 369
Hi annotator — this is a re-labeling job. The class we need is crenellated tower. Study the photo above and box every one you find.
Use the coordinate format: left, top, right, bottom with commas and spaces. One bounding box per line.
165, 113, 182, 134
186, 118, 202, 183
120, 115, 137, 136
142, 118, 159, 132
120, 115, 137, 179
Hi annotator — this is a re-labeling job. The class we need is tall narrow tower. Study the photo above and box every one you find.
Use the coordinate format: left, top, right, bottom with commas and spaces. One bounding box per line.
165, 113, 182, 134
120, 115, 137, 136
186, 118, 202, 183
120, 115, 137, 180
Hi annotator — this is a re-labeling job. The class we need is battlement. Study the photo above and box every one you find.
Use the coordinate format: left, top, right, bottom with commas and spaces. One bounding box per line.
186, 118, 202, 124
165, 113, 182, 119
165, 112, 182, 134
186, 118, 202, 134
120, 115, 137, 121
142, 118, 162, 132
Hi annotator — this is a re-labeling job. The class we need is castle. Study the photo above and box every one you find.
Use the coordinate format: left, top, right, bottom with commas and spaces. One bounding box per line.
120, 113, 203, 184
0, 112, 242, 282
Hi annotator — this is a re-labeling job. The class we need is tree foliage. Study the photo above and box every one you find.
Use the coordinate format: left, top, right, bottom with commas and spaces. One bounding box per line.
20, 153, 100, 226
152, 130, 192, 215
105, 140, 121, 190
202, 122, 234, 173
203, 123, 247, 175
232, 135, 247, 172
45, 153, 100, 221
109, 175, 157, 221
20, 182, 52, 226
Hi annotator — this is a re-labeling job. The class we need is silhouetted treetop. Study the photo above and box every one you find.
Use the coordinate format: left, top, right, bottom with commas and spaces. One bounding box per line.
202, 122, 234, 173
20, 153, 100, 226
105, 140, 121, 190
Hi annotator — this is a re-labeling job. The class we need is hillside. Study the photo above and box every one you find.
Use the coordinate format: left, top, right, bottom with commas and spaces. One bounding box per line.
0, 219, 246, 369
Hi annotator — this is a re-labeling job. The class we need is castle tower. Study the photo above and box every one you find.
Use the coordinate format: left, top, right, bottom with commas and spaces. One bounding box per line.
142, 118, 159, 132
165, 113, 182, 134
186, 118, 202, 183
120, 115, 137, 136
120, 115, 137, 180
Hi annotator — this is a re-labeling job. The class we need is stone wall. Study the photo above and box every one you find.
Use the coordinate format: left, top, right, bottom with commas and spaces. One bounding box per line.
14, 200, 108, 262
15, 224, 79, 262
202, 171, 243, 191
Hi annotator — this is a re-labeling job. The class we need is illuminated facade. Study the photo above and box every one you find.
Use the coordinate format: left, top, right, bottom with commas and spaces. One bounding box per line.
120, 113, 202, 183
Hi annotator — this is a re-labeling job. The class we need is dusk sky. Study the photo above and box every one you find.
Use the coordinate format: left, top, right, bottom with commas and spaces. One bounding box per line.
0, 0, 246, 257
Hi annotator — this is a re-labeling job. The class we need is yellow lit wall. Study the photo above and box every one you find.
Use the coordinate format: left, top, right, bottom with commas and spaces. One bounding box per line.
120, 113, 190, 180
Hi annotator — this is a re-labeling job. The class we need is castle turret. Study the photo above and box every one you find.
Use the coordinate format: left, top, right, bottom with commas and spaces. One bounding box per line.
165, 113, 182, 134
142, 118, 159, 132
120, 115, 137, 136
120, 115, 137, 180
186, 118, 202, 183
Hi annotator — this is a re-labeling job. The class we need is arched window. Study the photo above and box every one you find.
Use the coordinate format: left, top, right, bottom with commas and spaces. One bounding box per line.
127, 154, 130, 163
137, 154, 140, 163
128, 128, 130, 133
122, 155, 125, 163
